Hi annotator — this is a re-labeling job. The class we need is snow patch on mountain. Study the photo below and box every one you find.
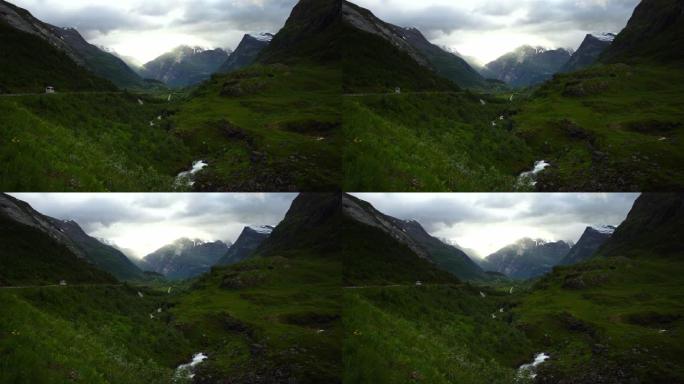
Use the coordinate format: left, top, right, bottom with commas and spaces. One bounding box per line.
592, 33, 617, 42
591, 225, 616, 234
249, 225, 274, 234
250, 33, 274, 42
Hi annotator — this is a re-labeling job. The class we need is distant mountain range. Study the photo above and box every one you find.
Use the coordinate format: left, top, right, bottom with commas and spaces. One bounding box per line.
139, 46, 231, 88
481, 46, 572, 88
479, 238, 571, 279
137, 238, 230, 279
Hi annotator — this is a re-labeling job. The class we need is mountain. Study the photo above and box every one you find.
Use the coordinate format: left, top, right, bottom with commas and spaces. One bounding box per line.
0, 0, 140, 88
46, 26, 143, 88
216, 225, 273, 265
258, 0, 342, 64
341, 0, 458, 92
47, 218, 143, 280
599, 193, 684, 257
217, 33, 273, 73
139, 46, 231, 88
0, 0, 114, 92
174, 193, 343, 382
481, 238, 571, 279
483, 45, 572, 87
142, 238, 230, 279
600, 0, 684, 63
387, 26, 487, 88
558, 225, 615, 265
342, 194, 476, 284
561, 33, 615, 73
0, 194, 115, 285
255, 193, 342, 257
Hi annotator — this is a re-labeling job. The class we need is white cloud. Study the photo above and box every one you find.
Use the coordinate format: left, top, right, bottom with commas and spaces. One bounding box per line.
352, 193, 638, 257
10, 193, 296, 258
351, 0, 639, 64
10, 0, 296, 64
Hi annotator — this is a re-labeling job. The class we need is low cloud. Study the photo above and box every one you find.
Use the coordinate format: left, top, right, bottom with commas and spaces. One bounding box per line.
11, 193, 296, 257
353, 193, 639, 257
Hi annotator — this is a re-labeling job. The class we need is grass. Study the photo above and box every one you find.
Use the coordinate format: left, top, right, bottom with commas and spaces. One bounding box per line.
0, 284, 194, 384
344, 284, 534, 384
171, 64, 341, 191
513, 255, 684, 382
342, 254, 684, 383
343, 92, 533, 191
513, 63, 684, 191
170, 255, 342, 383
0, 92, 191, 191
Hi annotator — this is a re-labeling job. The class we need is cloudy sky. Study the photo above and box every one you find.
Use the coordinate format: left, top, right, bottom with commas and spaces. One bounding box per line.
12, 0, 298, 65
12, 0, 639, 65
353, 0, 640, 64
11, 193, 296, 258
354, 193, 638, 258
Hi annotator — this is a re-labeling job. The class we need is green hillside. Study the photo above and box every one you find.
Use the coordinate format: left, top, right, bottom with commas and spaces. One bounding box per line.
0, 93, 191, 191
0, 284, 194, 383
341, 25, 458, 93
171, 64, 341, 191
344, 194, 684, 383
0, 216, 115, 286
0, 22, 114, 93
343, 92, 532, 191
513, 64, 684, 191
600, 0, 684, 64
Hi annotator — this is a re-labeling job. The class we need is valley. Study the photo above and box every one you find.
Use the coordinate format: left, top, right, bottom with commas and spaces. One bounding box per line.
2, 192, 683, 383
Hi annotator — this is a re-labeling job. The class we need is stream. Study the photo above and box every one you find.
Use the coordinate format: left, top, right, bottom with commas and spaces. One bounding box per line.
174, 352, 208, 382
517, 160, 550, 187
175, 160, 208, 187
517, 352, 550, 380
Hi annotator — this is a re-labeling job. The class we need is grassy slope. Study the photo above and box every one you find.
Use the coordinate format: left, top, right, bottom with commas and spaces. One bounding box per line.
343, 217, 459, 286
343, 92, 533, 191
0, 216, 115, 286
173, 255, 341, 383
0, 22, 113, 94
341, 24, 457, 93
172, 64, 341, 191
0, 93, 191, 191
344, 284, 534, 384
514, 256, 684, 382
0, 285, 194, 384
515, 64, 684, 191
343, 253, 684, 383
